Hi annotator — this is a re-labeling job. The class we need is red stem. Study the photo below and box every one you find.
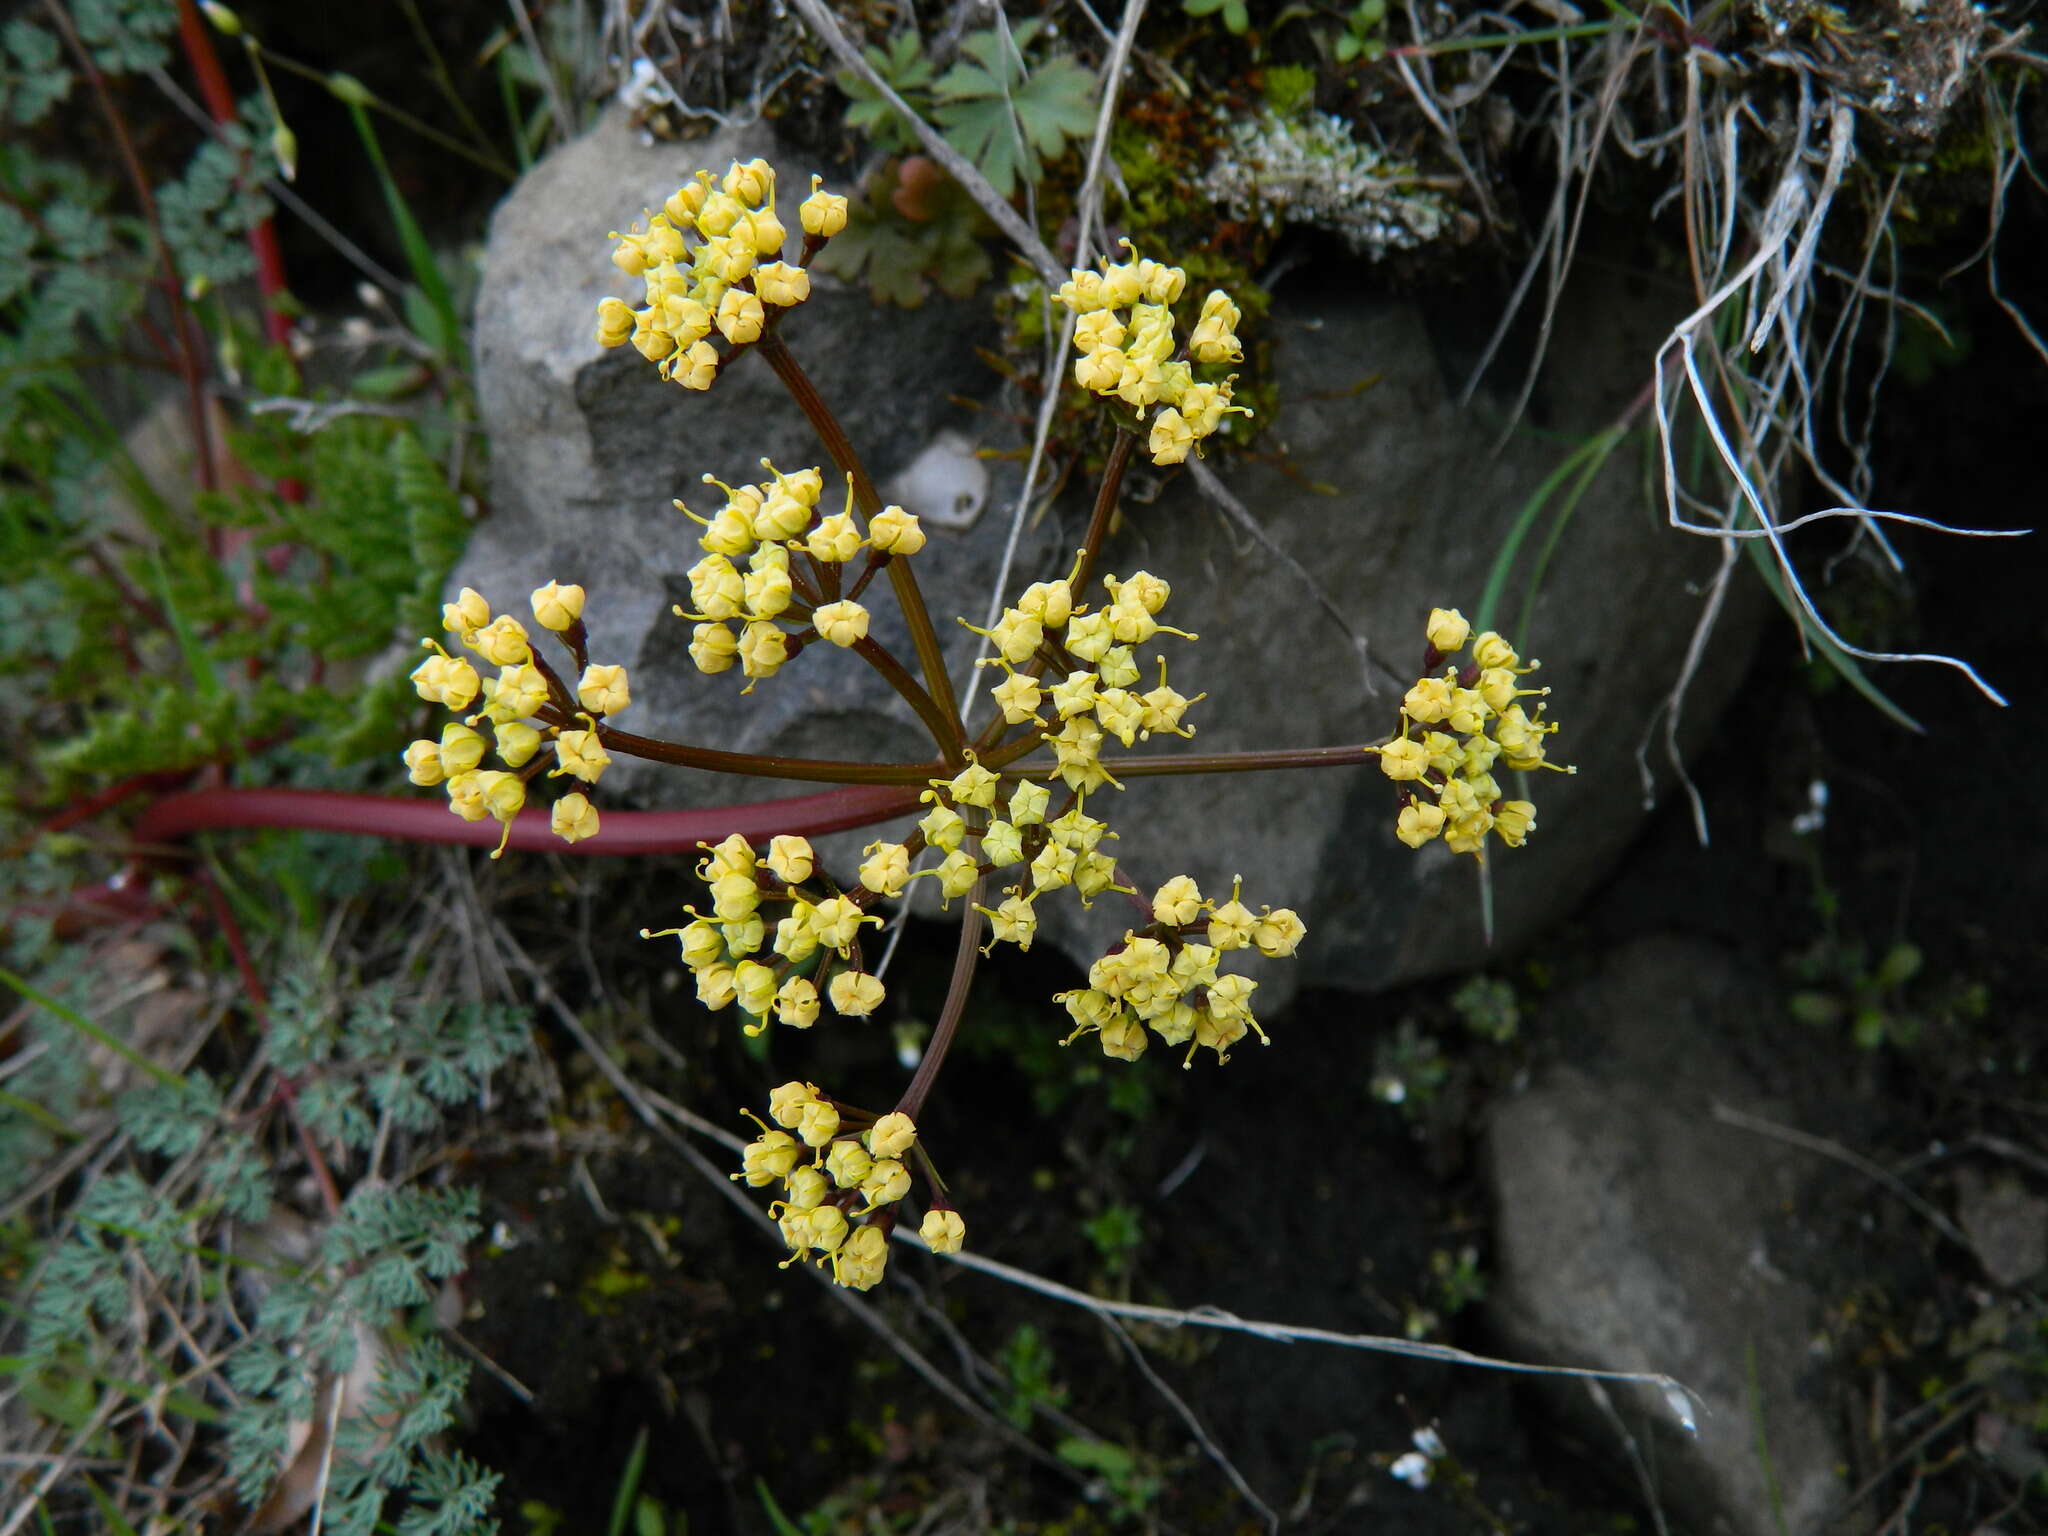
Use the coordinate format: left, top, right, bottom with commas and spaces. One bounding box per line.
130, 784, 922, 856
176, 0, 294, 353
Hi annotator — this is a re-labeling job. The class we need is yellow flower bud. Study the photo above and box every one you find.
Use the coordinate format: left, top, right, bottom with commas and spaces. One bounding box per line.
981, 820, 1024, 866
470, 614, 531, 666
737, 620, 787, 680
1472, 631, 1520, 670
920, 1208, 965, 1255
1425, 607, 1470, 654
935, 849, 979, 900
410, 649, 481, 710
826, 1139, 872, 1188
799, 177, 848, 236
690, 621, 738, 673
551, 792, 599, 844
867, 505, 925, 555
595, 297, 634, 347
494, 720, 541, 767
714, 287, 764, 345
859, 1157, 910, 1209
403, 739, 444, 786
1252, 907, 1306, 958
1493, 800, 1536, 847
1148, 406, 1196, 465
832, 1223, 889, 1291
813, 599, 871, 648
441, 588, 491, 637
806, 512, 864, 563
530, 580, 586, 632
674, 339, 720, 391
764, 835, 814, 885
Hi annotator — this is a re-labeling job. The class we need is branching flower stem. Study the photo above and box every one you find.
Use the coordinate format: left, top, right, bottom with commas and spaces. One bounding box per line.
757, 331, 966, 762
896, 880, 987, 1122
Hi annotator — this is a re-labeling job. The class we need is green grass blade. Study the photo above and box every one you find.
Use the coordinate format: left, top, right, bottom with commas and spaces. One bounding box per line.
606, 1427, 650, 1536
0, 968, 179, 1086
1474, 430, 1613, 637
338, 91, 463, 360
754, 1479, 805, 1536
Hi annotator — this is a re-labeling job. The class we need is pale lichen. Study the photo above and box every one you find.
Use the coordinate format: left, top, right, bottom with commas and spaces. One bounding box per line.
1198, 108, 1456, 261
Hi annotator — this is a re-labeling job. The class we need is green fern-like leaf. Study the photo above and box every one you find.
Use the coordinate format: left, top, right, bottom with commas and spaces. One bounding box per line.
931, 25, 1097, 197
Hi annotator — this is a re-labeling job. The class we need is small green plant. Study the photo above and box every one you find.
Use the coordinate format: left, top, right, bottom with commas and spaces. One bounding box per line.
1083, 1200, 1145, 1278
1334, 0, 1390, 62
1056, 1435, 1165, 1522
1182, 0, 1251, 37
999, 1324, 1070, 1430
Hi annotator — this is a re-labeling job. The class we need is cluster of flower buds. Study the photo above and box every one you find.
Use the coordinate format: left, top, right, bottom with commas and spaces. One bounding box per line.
595, 161, 849, 391
1367, 607, 1572, 859
405, 583, 627, 854
1055, 876, 1304, 1066
1056, 243, 1253, 465
735, 1084, 962, 1290
674, 460, 926, 692
640, 833, 900, 1032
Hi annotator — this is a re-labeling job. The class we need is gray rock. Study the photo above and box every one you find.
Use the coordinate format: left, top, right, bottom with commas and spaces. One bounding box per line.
466, 108, 1763, 1000
1485, 936, 1848, 1536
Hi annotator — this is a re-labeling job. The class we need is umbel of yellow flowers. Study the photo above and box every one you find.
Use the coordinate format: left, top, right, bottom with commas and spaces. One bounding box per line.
593, 160, 846, 392
1055, 240, 1253, 465
1366, 607, 1572, 859
404, 581, 619, 857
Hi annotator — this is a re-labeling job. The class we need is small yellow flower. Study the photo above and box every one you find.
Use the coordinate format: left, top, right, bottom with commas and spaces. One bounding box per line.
551, 792, 600, 844
867, 505, 925, 555
595, 297, 634, 347
828, 970, 886, 1017
442, 587, 490, 638
690, 621, 738, 673
751, 261, 811, 307
410, 648, 481, 710
1152, 875, 1204, 926
947, 762, 1001, 809
1007, 781, 1049, 826
806, 512, 864, 563
552, 725, 611, 783
832, 1223, 888, 1291
858, 840, 912, 898
1377, 736, 1430, 781
577, 663, 631, 716
799, 176, 849, 236
1251, 907, 1306, 958
775, 975, 821, 1028
738, 1129, 800, 1186
920, 1208, 965, 1255
809, 896, 869, 951
736, 620, 787, 680
494, 720, 542, 768
859, 1157, 910, 1210
402, 739, 444, 786
1148, 407, 1196, 466
764, 834, 815, 884
825, 1139, 873, 1189
674, 339, 720, 391
714, 287, 765, 345
813, 599, 871, 648
1425, 607, 1470, 654
531, 580, 586, 632
867, 1111, 917, 1159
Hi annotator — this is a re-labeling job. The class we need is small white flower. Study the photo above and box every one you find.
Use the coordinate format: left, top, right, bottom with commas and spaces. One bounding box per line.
1389, 1452, 1432, 1489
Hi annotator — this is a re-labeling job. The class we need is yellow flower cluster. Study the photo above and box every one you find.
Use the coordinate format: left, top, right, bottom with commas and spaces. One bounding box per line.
405, 583, 625, 855
1055, 876, 1304, 1067
594, 160, 849, 391
673, 461, 925, 692
640, 833, 893, 1034
1055, 243, 1252, 465
1367, 607, 1572, 860
736, 1085, 954, 1290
